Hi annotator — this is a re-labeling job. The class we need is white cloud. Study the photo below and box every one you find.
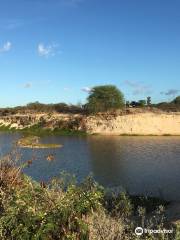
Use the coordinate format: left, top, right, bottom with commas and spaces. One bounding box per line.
37, 43, 59, 58
0, 41, 12, 53
124, 80, 152, 95
63, 87, 71, 91
23, 83, 32, 89
81, 87, 92, 93
160, 89, 179, 96
22, 80, 52, 89
0, 19, 24, 30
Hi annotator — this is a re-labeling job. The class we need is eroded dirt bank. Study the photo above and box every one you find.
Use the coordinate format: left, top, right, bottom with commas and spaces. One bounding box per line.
0, 111, 180, 135
85, 112, 180, 135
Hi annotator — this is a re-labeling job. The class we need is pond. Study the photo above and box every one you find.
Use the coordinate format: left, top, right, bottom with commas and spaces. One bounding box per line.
0, 132, 180, 201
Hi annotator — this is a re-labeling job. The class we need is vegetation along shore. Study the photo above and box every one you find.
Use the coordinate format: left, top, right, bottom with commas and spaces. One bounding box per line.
0, 154, 179, 239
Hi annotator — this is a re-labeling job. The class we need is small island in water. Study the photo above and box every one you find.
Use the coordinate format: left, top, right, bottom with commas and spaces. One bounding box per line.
17, 136, 62, 149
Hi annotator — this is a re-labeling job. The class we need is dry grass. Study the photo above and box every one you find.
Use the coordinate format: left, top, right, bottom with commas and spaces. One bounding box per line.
0, 151, 23, 191
88, 210, 125, 240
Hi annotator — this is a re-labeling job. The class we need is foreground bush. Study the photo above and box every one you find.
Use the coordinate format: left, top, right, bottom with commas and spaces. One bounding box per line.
0, 161, 102, 239
0, 155, 178, 239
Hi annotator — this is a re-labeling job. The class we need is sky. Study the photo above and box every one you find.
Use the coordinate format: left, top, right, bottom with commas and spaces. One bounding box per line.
0, 0, 180, 107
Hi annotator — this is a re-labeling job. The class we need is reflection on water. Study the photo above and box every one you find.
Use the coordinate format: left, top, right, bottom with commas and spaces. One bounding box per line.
87, 136, 180, 200
0, 132, 180, 200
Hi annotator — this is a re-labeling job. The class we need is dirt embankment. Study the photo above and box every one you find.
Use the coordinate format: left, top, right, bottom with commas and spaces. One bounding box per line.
85, 112, 180, 135
0, 110, 180, 136
0, 113, 83, 131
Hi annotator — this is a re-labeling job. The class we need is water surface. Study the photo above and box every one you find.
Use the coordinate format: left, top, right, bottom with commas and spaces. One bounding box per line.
0, 132, 180, 201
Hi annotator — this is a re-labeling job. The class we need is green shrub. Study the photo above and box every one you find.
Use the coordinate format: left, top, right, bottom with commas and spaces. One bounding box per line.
0, 171, 103, 240
85, 85, 125, 113
0, 157, 178, 240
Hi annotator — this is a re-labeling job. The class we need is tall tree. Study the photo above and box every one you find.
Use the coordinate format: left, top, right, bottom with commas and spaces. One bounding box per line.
86, 85, 125, 113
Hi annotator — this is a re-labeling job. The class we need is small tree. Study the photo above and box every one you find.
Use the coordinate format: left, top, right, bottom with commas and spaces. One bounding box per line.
172, 96, 180, 105
86, 85, 125, 113
138, 100, 146, 107
147, 96, 151, 106
126, 101, 130, 107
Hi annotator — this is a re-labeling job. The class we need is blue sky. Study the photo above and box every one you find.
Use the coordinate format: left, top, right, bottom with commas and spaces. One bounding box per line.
0, 0, 180, 107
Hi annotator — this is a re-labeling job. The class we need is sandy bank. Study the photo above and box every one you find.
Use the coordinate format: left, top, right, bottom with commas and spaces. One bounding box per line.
85, 112, 180, 135
0, 111, 180, 136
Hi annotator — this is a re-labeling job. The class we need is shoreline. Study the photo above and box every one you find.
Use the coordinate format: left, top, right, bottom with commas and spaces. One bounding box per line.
0, 124, 87, 136
1, 125, 180, 137
1, 126, 180, 137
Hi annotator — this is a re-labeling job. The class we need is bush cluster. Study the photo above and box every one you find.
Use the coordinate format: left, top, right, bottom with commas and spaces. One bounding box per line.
0, 102, 84, 116
0, 155, 179, 239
